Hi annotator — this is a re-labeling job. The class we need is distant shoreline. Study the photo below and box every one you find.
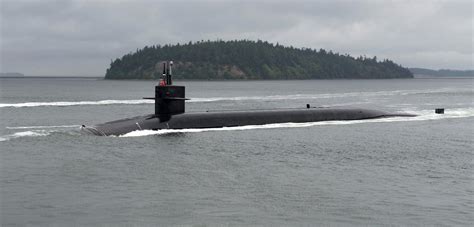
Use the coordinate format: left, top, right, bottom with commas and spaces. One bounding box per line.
0, 72, 25, 77
413, 74, 474, 79
409, 68, 473, 78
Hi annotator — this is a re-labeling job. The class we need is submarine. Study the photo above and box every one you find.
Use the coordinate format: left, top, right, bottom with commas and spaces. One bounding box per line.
82, 61, 416, 136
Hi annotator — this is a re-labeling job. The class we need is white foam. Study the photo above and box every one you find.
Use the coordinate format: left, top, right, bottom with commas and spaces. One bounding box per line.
120, 107, 474, 138
0, 130, 51, 142
11, 131, 50, 137
6, 125, 80, 129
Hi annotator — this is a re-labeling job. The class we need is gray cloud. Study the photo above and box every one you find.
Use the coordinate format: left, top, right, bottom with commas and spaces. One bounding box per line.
1, 0, 472, 76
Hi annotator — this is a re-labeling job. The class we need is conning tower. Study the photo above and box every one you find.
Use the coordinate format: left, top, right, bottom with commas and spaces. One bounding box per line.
144, 61, 187, 121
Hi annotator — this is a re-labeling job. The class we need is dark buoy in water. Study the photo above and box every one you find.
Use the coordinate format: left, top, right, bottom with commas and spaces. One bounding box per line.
81, 60, 417, 136
435, 108, 445, 114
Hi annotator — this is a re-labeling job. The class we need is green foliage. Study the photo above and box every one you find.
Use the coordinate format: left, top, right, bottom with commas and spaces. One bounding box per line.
105, 40, 413, 80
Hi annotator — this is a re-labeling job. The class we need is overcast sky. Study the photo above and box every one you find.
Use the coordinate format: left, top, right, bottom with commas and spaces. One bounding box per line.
1, 0, 472, 76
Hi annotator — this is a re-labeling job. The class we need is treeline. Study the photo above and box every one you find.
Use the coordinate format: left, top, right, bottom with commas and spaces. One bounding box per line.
105, 40, 413, 80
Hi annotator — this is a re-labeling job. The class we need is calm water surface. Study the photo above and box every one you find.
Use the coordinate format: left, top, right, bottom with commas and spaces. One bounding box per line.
1, 78, 473, 225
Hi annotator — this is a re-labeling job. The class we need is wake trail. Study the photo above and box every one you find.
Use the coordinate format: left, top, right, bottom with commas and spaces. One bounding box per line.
0, 100, 153, 108
6, 125, 81, 129
1, 87, 470, 108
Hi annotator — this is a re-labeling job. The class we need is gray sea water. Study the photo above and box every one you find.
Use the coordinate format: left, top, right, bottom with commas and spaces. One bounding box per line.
1, 77, 473, 226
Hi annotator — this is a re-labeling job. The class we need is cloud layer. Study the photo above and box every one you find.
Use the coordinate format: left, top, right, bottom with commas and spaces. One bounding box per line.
1, 0, 472, 76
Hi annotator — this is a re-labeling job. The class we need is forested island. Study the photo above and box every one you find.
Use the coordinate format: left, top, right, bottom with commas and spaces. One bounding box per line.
105, 40, 413, 80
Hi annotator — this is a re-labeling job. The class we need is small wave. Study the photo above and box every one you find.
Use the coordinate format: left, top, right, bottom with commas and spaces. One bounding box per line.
6, 125, 80, 129
0, 130, 51, 142
120, 107, 474, 138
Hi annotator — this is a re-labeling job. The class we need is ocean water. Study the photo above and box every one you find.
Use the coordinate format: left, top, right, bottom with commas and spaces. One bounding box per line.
0, 77, 473, 225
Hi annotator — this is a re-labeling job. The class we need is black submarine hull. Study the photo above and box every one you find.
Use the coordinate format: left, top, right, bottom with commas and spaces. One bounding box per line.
82, 62, 416, 136
81, 108, 415, 136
